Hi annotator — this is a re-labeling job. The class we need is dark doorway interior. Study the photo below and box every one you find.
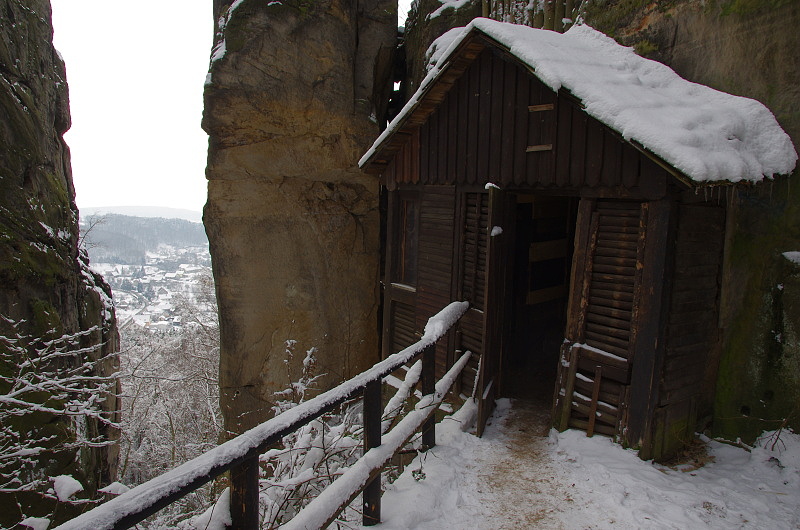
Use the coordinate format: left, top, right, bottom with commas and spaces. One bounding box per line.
502, 195, 578, 407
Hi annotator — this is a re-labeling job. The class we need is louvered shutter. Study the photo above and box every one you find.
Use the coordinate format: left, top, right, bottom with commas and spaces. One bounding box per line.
415, 186, 456, 376
555, 199, 645, 437
456, 191, 489, 397
462, 192, 488, 311
390, 301, 417, 353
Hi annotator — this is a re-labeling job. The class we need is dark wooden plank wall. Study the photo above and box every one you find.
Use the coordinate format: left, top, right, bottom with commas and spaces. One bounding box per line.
652, 202, 725, 457
390, 48, 671, 200
415, 186, 457, 377
409, 49, 559, 188
381, 42, 708, 444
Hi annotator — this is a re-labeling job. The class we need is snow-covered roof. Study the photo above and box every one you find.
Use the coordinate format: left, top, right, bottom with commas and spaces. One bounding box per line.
360, 19, 797, 185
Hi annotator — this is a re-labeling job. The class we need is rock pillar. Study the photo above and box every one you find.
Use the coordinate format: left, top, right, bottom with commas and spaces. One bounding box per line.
203, 1, 396, 433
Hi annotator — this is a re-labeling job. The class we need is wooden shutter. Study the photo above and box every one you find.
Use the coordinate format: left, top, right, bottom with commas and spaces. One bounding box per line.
415, 186, 456, 376
554, 199, 644, 437
462, 192, 488, 311
382, 190, 420, 359
391, 300, 417, 353
456, 191, 489, 395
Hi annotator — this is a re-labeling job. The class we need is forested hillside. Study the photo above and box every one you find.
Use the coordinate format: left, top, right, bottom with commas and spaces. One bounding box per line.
82, 214, 208, 264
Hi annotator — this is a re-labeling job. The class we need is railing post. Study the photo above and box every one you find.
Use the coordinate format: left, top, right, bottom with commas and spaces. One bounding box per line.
230, 455, 260, 529
421, 343, 436, 450
362, 379, 382, 525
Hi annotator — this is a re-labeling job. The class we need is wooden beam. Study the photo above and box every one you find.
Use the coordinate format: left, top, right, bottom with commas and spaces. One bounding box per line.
625, 199, 675, 456
229, 457, 259, 529
421, 344, 436, 449
362, 380, 382, 526
586, 365, 604, 437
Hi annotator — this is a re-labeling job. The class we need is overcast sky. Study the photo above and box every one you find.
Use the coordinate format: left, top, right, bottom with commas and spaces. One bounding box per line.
51, 1, 413, 213
51, 1, 213, 212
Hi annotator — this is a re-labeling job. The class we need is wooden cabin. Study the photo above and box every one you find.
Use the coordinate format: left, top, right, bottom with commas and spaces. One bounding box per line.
360, 20, 796, 460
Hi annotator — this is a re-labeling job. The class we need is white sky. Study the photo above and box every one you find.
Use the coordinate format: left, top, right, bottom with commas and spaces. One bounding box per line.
51, 1, 412, 213
51, 1, 213, 212
399, 0, 413, 25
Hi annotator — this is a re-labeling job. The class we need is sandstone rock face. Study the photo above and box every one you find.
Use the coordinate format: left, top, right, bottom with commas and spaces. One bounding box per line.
0, 0, 119, 525
203, 0, 396, 433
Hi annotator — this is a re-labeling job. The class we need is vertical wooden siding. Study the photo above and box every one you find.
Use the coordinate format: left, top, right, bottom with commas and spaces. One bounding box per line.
392, 47, 671, 199
651, 202, 725, 458
412, 49, 557, 188
415, 186, 457, 376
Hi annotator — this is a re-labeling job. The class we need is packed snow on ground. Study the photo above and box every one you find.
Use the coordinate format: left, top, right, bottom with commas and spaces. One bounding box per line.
374, 399, 800, 529
362, 19, 797, 184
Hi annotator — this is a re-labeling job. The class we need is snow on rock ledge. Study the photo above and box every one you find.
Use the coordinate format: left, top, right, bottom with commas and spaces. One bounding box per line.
362, 19, 797, 184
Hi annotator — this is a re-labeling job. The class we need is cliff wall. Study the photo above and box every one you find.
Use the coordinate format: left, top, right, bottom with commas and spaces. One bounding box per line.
0, 0, 119, 524
203, 0, 396, 433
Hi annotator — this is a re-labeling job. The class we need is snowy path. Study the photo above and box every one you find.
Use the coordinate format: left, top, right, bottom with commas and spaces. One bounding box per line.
374, 399, 800, 529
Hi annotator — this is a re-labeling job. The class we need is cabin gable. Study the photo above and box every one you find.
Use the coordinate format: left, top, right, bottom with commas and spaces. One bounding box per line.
385, 45, 676, 200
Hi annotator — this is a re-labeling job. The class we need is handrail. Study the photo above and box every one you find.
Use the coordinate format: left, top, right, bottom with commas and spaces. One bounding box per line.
55, 301, 469, 530
284, 350, 472, 529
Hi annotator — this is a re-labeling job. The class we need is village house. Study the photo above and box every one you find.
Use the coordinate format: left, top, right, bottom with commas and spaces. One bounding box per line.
360, 19, 796, 460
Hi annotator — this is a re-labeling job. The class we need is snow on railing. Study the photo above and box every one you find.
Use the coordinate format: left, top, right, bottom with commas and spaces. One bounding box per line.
284, 350, 472, 529
54, 301, 469, 530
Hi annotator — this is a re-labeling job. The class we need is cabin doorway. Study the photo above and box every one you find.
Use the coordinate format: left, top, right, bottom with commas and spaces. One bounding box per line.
501, 194, 578, 408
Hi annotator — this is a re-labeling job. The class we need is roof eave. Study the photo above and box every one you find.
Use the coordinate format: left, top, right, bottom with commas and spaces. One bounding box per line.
360, 30, 493, 174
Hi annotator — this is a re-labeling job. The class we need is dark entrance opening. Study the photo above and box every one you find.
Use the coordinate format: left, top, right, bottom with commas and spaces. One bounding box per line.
501, 194, 578, 408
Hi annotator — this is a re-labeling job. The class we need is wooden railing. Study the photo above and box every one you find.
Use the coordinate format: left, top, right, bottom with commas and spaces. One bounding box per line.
55, 301, 469, 530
